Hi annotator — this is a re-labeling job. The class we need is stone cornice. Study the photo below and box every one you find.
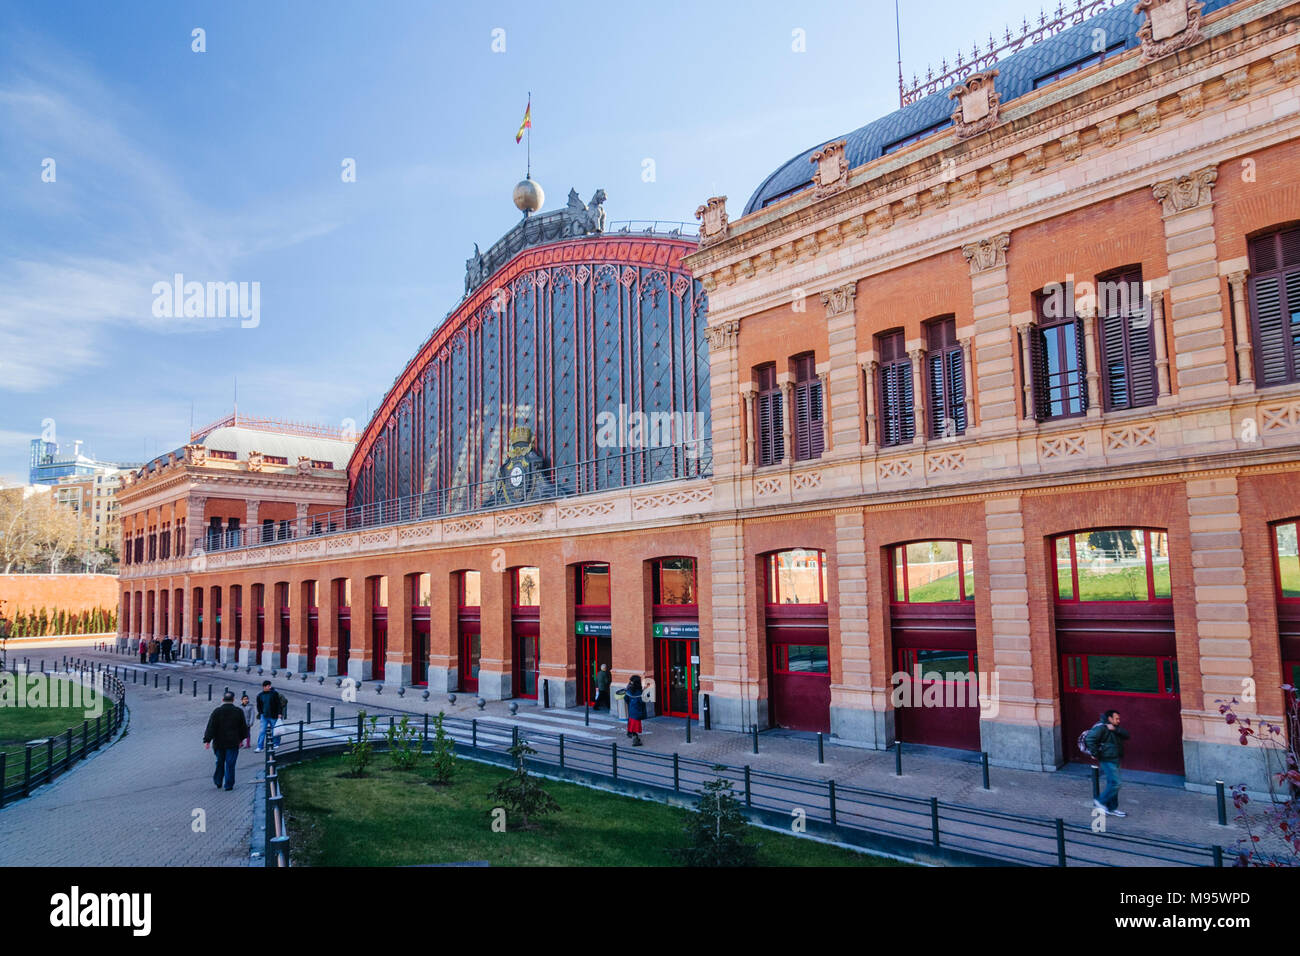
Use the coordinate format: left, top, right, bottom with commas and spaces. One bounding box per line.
697, 82, 1299, 322
684, 2, 1296, 283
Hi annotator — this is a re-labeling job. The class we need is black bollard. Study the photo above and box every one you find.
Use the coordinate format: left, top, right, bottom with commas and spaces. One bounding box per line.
895, 739, 903, 776
817, 732, 824, 764
1215, 780, 1227, 826
982, 752, 990, 790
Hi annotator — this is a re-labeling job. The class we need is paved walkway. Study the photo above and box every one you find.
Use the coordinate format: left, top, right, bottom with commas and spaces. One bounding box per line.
0, 664, 257, 867
1, 645, 1279, 865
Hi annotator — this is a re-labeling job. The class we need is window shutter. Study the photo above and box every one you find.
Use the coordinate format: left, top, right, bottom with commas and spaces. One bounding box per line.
927, 351, 945, 439
948, 346, 967, 435
1029, 326, 1050, 420
1253, 275, 1287, 385
807, 380, 825, 458
900, 362, 915, 444
1126, 304, 1157, 408
1101, 311, 1129, 409
794, 383, 811, 460
758, 392, 773, 465
1074, 316, 1089, 414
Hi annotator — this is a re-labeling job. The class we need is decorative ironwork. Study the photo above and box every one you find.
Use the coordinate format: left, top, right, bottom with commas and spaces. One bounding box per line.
900, 0, 1127, 107
464, 188, 607, 296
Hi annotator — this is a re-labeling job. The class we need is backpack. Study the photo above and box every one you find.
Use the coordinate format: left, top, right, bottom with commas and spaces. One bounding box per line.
277, 693, 289, 718
1078, 723, 1106, 758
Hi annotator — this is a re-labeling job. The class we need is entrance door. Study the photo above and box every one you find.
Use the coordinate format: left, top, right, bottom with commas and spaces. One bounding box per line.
459, 627, 480, 692
412, 620, 429, 686
255, 613, 265, 662
657, 638, 700, 718
306, 617, 318, 673
372, 621, 387, 680
1061, 653, 1182, 774
577, 635, 612, 705
278, 611, 289, 665
513, 630, 538, 699
893, 647, 981, 750
338, 621, 350, 673
768, 629, 831, 733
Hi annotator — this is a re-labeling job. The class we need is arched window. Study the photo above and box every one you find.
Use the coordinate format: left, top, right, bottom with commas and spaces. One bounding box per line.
1053, 529, 1170, 602
459, 571, 480, 608
514, 566, 541, 607
765, 549, 828, 605
891, 540, 975, 603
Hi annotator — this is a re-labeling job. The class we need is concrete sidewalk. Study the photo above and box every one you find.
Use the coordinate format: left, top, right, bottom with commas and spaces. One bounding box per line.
50, 646, 1277, 864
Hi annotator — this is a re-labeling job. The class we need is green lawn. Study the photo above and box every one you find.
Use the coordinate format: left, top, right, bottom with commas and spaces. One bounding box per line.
0, 676, 115, 787
280, 754, 910, 867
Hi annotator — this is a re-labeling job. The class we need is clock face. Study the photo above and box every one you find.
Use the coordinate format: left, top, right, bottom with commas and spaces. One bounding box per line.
509, 464, 525, 488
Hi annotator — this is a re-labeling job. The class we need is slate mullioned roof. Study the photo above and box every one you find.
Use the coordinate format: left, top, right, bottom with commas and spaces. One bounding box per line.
742, 0, 1239, 215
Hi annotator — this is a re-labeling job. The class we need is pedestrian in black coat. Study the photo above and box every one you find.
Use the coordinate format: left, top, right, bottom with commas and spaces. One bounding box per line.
204, 692, 248, 790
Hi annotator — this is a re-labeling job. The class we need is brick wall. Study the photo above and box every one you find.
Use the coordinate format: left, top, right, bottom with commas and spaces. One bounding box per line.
0, 574, 119, 618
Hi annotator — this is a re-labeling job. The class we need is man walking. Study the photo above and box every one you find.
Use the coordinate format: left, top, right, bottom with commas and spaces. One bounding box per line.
203, 691, 248, 791
593, 662, 611, 710
255, 680, 283, 752
1085, 709, 1131, 817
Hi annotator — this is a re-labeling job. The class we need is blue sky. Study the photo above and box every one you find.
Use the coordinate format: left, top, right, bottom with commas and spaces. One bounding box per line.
0, 0, 1060, 482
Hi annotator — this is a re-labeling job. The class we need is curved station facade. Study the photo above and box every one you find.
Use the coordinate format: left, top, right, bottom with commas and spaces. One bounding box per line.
119, 0, 1300, 789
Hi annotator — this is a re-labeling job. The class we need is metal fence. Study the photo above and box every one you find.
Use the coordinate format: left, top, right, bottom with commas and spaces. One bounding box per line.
0, 663, 126, 807
249, 704, 1224, 867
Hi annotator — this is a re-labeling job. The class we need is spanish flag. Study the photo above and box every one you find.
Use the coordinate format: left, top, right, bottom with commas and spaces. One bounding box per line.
515, 98, 531, 144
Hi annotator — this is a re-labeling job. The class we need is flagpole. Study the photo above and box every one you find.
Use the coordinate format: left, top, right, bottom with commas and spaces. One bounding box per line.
526, 90, 531, 178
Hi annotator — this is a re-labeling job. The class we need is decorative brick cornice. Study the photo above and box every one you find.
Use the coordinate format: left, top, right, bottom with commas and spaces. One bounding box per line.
1151, 164, 1217, 216
820, 282, 856, 318
961, 233, 1011, 274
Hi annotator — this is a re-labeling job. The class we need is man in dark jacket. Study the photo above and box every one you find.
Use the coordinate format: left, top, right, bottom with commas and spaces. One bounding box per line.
255, 680, 283, 752
204, 692, 248, 790
1084, 709, 1131, 817
593, 663, 612, 710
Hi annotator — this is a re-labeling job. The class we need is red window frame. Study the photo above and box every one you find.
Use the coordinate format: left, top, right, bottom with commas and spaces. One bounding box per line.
1053, 528, 1171, 604
890, 540, 974, 604
1061, 653, 1179, 698
459, 570, 481, 609
513, 566, 541, 608
896, 648, 978, 681
765, 549, 828, 607
410, 572, 431, 609
771, 643, 831, 675
575, 562, 611, 610
652, 557, 698, 611
1272, 519, 1300, 603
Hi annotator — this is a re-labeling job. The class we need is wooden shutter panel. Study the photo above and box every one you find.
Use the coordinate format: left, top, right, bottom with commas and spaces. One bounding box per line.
948, 346, 967, 434
899, 362, 915, 444
757, 392, 773, 465
1029, 326, 1050, 420
1253, 275, 1288, 385
794, 383, 811, 460
927, 351, 945, 439
807, 379, 825, 458
1126, 305, 1157, 408
1101, 311, 1129, 409
1074, 316, 1088, 414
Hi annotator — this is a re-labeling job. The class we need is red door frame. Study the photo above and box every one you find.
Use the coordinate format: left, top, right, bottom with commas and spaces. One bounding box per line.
655, 635, 700, 719
459, 621, 481, 692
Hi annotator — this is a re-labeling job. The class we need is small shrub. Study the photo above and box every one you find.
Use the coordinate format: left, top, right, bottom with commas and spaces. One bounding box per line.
428, 711, 456, 785
672, 766, 759, 867
344, 712, 377, 778
386, 715, 421, 770
489, 738, 558, 828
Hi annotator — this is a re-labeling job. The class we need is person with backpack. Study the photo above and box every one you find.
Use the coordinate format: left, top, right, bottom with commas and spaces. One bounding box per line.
255, 680, 285, 752
1083, 709, 1131, 817
204, 691, 249, 790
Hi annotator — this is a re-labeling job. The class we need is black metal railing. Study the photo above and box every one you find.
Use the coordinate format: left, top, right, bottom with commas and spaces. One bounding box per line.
0, 664, 127, 807
250, 707, 1221, 868
196, 441, 712, 555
